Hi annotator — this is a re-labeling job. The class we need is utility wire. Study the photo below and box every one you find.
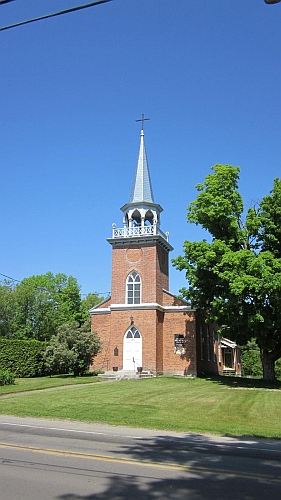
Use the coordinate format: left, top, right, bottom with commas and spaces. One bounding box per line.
0, 272, 21, 283
0, 0, 113, 31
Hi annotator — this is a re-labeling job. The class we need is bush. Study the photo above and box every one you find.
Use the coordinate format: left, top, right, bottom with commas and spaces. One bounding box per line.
44, 319, 101, 376
241, 339, 281, 380
0, 339, 47, 377
0, 369, 15, 386
275, 358, 281, 380
241, 341, 262, 377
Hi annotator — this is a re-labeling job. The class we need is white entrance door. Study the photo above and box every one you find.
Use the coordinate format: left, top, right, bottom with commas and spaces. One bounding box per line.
123, 326, 142, 371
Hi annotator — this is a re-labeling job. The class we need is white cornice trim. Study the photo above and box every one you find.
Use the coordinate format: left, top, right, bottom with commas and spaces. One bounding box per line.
91, 303, 194, 315
107, 234, 173, 252
91, 307, 111, 315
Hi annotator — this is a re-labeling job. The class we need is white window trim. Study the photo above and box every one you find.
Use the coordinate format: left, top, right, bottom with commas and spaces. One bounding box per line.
212, 328, 216, 362
200, 324, 204, 361
126, 270, 142, 305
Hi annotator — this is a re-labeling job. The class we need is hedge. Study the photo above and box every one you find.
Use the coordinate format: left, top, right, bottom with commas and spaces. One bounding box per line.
0, 339, 47, 377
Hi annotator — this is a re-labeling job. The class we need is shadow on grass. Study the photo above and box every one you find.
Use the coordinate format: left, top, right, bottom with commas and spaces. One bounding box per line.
203, 374, 281, 390
57, 431, 281, 500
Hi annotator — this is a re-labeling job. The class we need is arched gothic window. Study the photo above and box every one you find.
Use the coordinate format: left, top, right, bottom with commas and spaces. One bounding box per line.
126, 270, 141, 304
125, 326, 141, 339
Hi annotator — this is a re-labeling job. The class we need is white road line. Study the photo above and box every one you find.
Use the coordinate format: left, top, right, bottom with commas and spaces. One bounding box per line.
0, 422, 280, 455
0, 421, 143, 439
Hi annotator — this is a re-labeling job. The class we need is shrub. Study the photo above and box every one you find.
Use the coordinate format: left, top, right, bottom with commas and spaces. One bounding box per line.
44, 319, 101, 376
241, 341, 262, 377
275, 358, 281, 380
241, 339, 281, 379
0, 369, 15, 386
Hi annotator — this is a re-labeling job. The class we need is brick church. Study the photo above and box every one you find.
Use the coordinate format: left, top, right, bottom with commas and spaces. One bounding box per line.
90, 120, 241, 377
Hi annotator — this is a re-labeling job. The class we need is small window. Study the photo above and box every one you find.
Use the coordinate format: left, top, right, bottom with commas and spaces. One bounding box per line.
218, 334, 221, 364
206, 325, 210, 361
126, 271, 141, 304
200, 324, 204, 361
212, 329, 216, 362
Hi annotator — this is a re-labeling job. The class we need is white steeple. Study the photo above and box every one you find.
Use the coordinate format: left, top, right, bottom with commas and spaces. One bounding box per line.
121, 121, 162, 229
108, 117, 173, 252
129, 129, 154, 204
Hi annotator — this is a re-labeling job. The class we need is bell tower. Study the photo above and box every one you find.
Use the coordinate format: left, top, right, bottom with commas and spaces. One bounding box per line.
107, 118, 173, 306
91, 117, 196, 377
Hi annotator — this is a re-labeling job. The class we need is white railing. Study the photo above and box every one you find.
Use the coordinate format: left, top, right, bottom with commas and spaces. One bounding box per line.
112, 224, 169, 241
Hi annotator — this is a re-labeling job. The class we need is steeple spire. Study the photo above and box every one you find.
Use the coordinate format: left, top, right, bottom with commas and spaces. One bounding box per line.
108, 117, 172, 252
129, 128, 154, 203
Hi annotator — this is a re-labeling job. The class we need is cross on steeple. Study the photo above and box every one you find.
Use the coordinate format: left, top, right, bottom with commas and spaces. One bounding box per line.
136, 113, 150, 131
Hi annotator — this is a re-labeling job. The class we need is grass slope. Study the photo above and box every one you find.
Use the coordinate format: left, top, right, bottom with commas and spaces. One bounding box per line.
0, 376, 280, 438
0, 375, 100, 395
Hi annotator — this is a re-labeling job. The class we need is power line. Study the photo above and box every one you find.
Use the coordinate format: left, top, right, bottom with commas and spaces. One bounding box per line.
0, 0, 113, 31
0, 272, 20, 283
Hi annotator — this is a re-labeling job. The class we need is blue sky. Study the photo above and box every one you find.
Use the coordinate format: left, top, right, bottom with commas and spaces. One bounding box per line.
1, 0, 281, 298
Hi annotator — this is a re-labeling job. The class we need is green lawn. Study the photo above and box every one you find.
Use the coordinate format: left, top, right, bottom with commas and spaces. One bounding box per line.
0, 374, 100, 395
0, 376, 281, 438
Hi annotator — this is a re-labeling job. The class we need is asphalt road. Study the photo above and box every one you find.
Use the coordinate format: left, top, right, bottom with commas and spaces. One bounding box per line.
0, 415, 280, 500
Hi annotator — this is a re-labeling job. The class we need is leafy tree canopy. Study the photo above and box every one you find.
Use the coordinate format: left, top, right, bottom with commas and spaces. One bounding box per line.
13, 272, 82, 341
80, 292, 104, 322
0, 273, 104, 341
0, 280, 16, 339
173, 165, 281, 382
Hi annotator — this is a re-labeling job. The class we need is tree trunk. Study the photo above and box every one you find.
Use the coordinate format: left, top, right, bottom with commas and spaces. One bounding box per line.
260, 350, 277, 383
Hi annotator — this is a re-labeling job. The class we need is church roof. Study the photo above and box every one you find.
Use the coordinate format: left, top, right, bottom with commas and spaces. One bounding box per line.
129, 130, 154, 203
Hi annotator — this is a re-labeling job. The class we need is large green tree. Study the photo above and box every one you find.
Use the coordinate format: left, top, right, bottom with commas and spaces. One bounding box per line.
173, 165, 281, 382
0, 280, 16, 338
14, 272, 83, 340
80, 292, 104, 322
0, 273, 83, 341
0, 274, 104, 341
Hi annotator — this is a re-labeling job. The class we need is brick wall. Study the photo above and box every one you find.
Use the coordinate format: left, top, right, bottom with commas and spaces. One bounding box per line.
91, 312, 111, 371
163, 310, 197, 376
195, 317, 222, 376
91, 240, 199, 376
92, 307, 160, 372
111, 242, 169, 305
162, 290, 189, 307
156, 310, 164, 373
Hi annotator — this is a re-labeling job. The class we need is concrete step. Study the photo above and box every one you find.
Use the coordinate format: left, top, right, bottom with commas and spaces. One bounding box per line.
97, 370, 155, 380
138, 373, 155, 379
